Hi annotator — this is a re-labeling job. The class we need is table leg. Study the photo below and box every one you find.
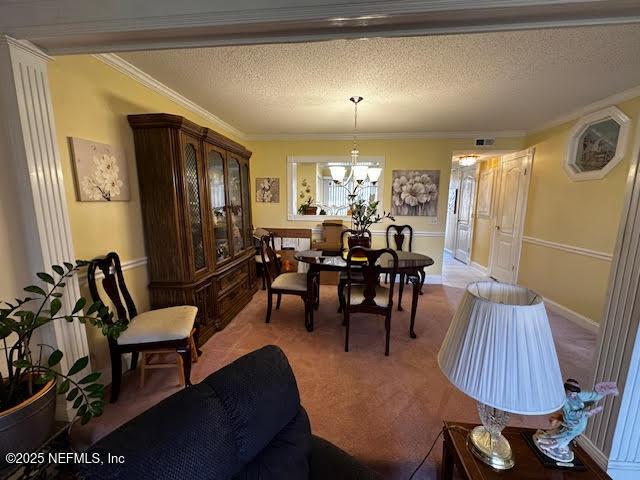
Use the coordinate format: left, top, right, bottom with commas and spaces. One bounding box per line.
305, 267, 316, 332
441, 436, 455, 480
398, 273, 405, 311
409, 273, 419, 339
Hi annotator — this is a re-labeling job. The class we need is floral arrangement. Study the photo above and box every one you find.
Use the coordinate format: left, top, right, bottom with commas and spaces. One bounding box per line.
391, 170, 439, 216
0, 262, 126, 424
80, 154, 124, 201
350, 198, 395, 232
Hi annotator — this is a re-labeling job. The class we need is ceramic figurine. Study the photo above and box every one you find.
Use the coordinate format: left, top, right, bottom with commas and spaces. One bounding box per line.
533, 379, 618, 463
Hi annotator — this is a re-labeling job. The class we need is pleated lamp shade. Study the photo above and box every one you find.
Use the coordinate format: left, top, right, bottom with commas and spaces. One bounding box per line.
438, 282, 565, 415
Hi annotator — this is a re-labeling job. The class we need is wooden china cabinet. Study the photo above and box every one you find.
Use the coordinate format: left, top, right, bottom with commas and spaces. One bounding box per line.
128, 114, 257, 346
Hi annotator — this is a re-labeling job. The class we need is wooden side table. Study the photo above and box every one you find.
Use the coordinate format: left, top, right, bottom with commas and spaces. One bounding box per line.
441, 421, 611, 480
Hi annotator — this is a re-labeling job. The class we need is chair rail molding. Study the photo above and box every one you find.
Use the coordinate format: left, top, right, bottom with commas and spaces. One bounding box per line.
522, 235, 614, 262
0, 36, 90, 421
584, 117, 640, 479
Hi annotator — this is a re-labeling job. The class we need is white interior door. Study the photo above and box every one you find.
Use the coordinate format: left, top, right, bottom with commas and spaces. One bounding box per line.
454, 167, 477, 264
444, 168, 461, 254
489, 148, 534, 283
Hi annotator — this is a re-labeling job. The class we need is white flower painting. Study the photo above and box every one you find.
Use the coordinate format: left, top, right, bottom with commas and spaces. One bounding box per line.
70, 138, 130, 202
256, 177, 280, 203
391, 170, 440, 217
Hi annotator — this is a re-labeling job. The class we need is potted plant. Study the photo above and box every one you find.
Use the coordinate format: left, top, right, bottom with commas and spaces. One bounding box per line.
349, 198, 395, 248
0, 261, 125, 462
297, 197, 317, 215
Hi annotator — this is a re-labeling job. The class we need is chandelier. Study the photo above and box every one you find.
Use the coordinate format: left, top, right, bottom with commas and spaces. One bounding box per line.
329, 96, 382, 200
458, 154, 480, 167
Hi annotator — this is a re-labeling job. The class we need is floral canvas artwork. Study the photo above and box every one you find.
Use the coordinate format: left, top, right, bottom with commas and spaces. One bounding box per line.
69, 137, 130, 202
256, 177, 280, 203
391, 170, 440, 217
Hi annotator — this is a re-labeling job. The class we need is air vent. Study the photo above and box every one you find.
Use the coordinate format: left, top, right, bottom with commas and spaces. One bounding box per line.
475, 138, 495, 147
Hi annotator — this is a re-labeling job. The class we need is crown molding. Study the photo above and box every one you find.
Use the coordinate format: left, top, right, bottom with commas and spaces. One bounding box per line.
529, 84, 640, 135
245, 130, 526, 141
92, 53, 244, 139
0, 35, 52, 62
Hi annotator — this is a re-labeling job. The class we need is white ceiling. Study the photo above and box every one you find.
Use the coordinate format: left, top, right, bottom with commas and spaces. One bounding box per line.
119, 24, 640, 135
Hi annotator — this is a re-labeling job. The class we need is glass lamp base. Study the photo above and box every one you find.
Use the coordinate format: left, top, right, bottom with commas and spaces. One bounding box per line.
467, 403, 515, 470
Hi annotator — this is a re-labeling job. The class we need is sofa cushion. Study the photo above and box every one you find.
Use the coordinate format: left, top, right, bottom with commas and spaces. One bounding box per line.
231, 407, 312, 480
79, 382, 241, 480
204, 345, 303, 464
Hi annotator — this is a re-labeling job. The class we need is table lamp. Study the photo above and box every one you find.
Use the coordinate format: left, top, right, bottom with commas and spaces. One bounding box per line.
437, 281, 565, 470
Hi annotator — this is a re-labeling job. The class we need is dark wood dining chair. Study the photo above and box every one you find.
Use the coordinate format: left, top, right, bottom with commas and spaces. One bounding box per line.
260, 235, 319, 331
337, 228, 372, 313
253, 228, 280, 290
87, 252, 198, 403
385, 224, 425, 293
343, 247, 399, 356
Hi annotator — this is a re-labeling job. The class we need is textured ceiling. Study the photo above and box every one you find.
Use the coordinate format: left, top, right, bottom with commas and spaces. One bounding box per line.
119, 24, 640, 135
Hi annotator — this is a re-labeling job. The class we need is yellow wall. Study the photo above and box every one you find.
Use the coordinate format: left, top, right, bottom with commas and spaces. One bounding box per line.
248, 138, 524, 275
470, 157, 500, 268
48, 54, 240, 373
518, 96, 640, 323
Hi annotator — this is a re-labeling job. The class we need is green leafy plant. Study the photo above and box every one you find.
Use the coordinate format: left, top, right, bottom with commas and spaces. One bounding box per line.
350, 198, 395, 232
0, 261, 126, 424
297, 197, 315, 214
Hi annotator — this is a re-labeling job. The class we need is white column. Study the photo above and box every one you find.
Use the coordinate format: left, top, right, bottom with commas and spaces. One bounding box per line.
580, 122, 640, 479
0, 36, 90, 420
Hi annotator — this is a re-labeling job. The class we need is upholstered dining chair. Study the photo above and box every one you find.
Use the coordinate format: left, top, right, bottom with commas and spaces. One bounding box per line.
87, 252, 198, 403
343, 247, 399, 356
337, 228, 372, 313
253, 228, 281, 290
260, 235, 319, 331
385, 224, 424, 293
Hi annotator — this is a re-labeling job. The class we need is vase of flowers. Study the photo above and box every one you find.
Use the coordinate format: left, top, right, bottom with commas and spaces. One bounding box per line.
0, 262, 125, 463
349, 198, 395, 247
297, 197, 317, 215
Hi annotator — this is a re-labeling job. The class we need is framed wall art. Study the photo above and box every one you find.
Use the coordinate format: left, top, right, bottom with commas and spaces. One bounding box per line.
256, 177, 280, 203
391, 170, 440, 217
69, 137, 130, 201
563, 106, 630, 181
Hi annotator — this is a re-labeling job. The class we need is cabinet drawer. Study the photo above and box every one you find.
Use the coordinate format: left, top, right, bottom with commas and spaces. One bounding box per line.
216, 262, 249, 293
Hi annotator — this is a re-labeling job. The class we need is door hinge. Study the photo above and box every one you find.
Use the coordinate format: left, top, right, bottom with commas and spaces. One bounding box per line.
524, 168, 528, 176
511, 265, 515, 271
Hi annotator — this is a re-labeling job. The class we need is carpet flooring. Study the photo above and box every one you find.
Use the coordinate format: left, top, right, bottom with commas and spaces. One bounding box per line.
72, 283, 596, 479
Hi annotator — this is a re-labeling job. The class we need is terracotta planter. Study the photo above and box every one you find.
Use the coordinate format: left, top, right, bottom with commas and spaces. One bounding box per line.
303, 206, 317, 215
0, 378, 56, 466
348, 234, 372, 249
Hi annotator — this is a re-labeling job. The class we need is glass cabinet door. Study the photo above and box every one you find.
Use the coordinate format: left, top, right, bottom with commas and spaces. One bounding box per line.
241, 162, 252, 247
227, 157, 245, 254
207, 149, 230, 262
184, 143, 206, 271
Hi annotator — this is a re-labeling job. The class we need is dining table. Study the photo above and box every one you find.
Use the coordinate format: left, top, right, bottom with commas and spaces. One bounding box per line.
295, 250, 435, 335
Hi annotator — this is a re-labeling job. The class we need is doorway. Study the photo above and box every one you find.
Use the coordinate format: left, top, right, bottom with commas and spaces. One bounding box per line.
443, 149, 531, 284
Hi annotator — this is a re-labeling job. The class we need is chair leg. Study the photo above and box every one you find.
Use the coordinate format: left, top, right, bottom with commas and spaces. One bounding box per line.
337, 280, 346, 313
261, 271, 266, 290
176, 354, 185, 386
384, 312, 392, 356
276, 293, 282, 310
419, 270, 425, 295
266, 293, 273, 323
139, 352, 146, 388
130, 351, 139, 371
109, 350, 122, 403
177, 344, 192, 387
190, 332, 198, 363
314, 276, 320, 310
344, 310, 350, 352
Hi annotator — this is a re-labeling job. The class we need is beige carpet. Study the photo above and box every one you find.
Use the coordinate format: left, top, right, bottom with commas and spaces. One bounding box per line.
73, 284, 596, 479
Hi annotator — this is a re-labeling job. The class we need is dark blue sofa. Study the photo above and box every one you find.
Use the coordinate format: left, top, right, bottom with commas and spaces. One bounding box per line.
79, 345, 382, 480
